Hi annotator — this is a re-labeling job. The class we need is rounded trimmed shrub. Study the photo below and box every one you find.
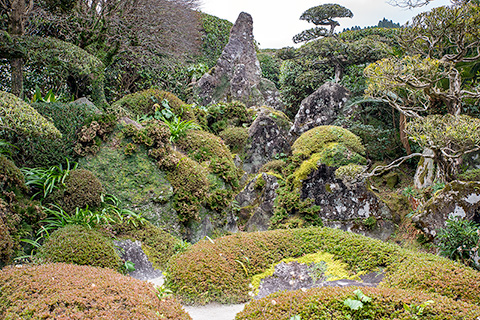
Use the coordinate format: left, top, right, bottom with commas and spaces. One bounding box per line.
292, 125, 365, 159
167, 227, 480, 305
112, 88, 194, 121
53, 169, 104, 213
236, 286, 480, 320
0, 263, 192, 319
0, 155, 27, 193
39, 225, 122, 270
0, 216, 13, 267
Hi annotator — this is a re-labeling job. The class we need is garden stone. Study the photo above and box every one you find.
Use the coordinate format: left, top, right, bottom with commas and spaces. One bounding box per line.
301, 164, 395, 241
114, 239, 163, 281
196, 12, 283, 110
235, 173, 280, 231
243, 107, 291, 174
290, 82, 350, 138
412, 181, 480, 240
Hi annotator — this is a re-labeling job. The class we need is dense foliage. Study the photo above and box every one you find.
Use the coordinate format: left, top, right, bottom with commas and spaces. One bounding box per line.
0, 263, 192, 319
167, 227, 480, 305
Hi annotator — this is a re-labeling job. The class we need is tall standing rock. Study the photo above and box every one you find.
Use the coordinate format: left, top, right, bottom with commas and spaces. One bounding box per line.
196, 12, 283, 110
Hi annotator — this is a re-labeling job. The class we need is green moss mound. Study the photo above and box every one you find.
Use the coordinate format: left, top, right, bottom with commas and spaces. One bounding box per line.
196, 101, 252, 134
260, 160, 285, 175
0, 91, 61, 139
218, 127, 249, 154
292, 125, 365, 159
0, 156, 26, 193
237, 286, 480, 320
112, 88, 194, 121
39, 225, 122, 270
52, 169, 104, 213
114, 221, 179, 269
167, 227, 480, 305
159, 150, 209, 222
0, 263, 191, 319
175, 130, 239, 188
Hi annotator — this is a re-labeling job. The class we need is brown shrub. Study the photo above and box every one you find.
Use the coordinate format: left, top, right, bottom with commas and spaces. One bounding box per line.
0, 263, 192, 319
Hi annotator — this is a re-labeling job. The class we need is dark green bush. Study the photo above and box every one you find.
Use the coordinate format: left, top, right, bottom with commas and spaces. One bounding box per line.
0, 155, 26, 193
0, 263, 192, 319
39, 224, 122, 270
0, 215, 13, 267
9, 101, 98, 168
436, 217, 480, 269
51, 169, 104, 213
167, 227, 480, 305
237, 286, 480, 320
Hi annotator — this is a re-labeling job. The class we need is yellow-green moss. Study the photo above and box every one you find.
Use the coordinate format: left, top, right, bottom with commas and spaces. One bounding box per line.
250, 251, 358, 294
335, 164, 364, 181
318, 142, 367, 167
292, 125, 365, 159
293, 153, 321, 188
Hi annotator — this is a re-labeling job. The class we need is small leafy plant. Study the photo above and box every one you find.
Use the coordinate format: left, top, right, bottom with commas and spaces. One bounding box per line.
31, 86, 58, 103
437, 216, 480, 269
124, 260, 136, 272
403, 300, 434, 319
155, 285, 173, 301
21, 159, 77, 199
344, 289, 372, 318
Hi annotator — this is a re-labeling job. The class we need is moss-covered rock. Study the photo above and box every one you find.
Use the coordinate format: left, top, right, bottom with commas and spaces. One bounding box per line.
51, 169, 104, 213
0, 263, 192, 319
237, 286, 480, 319
218, 127, 249, 154
175, 130, 239, 189
292, 125, 365, 159
39, 225, 122, 270
167, 227, 480, 305
0, 91, 61, 139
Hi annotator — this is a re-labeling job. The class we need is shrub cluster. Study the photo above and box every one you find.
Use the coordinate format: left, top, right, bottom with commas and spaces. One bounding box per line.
236, 286, 480, 320
167, 227, 480, 305
0, 263, 191, 319
39, 225, 122, 271
0, 156, 27, 193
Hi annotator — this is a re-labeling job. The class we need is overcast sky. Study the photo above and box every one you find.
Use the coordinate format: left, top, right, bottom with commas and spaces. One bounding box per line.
200, 0, 452, 49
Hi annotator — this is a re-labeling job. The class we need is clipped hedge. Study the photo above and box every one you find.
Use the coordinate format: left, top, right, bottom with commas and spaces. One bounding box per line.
167, 227, 480, 305
0, 263, 191, 320
39, 225, 122, 271
236, 286, 480, 320
0, 91, 61, 139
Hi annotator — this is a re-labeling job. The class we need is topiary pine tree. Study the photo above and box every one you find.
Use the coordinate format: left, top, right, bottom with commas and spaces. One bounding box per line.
293, 3, 353, 43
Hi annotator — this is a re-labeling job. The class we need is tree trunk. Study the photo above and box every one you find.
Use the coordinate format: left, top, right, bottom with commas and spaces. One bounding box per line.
399, 112, 411, 155
9, 0, 26, 98
10, 57, 24, 98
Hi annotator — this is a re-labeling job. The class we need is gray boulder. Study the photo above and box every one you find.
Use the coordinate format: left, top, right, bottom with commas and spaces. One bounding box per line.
413, 181, 480, 239
196, 12, 283, 110
235, 172, 280, 231
114, 239, 163, 280
290, 82, 350, 138
242, 107, 292, 174
302, 164, 395, 241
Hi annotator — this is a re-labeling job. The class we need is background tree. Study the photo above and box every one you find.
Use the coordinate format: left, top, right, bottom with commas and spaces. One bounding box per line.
365, 2, 480, 181
0, 0, 34, 98
293, 3, 353, 44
